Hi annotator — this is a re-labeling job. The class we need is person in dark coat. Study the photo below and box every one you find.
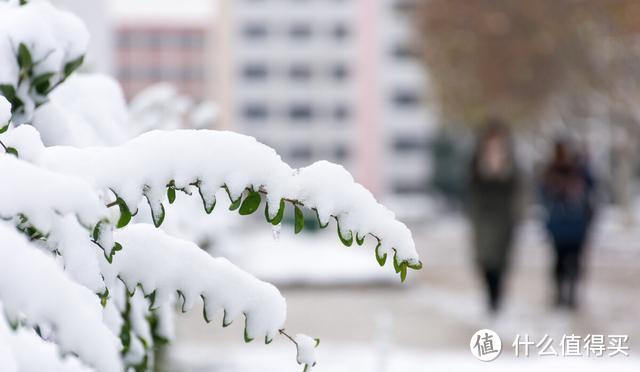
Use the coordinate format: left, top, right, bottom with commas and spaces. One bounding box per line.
540, 140, 595, 310
467, 120, 522, 313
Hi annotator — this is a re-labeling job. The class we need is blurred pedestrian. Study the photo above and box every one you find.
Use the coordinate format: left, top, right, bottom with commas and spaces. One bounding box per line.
467, 119, 522, 314
540, 140, 595, 310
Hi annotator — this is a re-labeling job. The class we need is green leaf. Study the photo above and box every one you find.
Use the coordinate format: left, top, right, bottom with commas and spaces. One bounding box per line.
92, 223, 101, 242
229, 196, 242, 211
17, 43, 32, 70
63, 55, 84, 79
19, 0, 27, 5
226, 186, 242, 210
202, 297, 211, 323
244, 327, 254, 343
0, 84, 16, 104
151, 203, 165, 228
294, 205, 304, 234
315, 209, 329, 228
265, 199, 285, 225
239, 190, 261, 215
99, 288, 109, 307
105, 242, 122, 264
314, 338, 320, 347
197, 185, 216, 214
337, 221, 353, 247
167, 185, 176, 204
5, 147, 18, 157
393, 252, 402, 273
0, 124, 8, 134
115, 198, 132, 228
375, 242, 387, 267
355, 232, 365, 246
222, 310, 232, 327
400, 263, 408, 283
408, 261, 423, 270
265, 336, 273, 344
31, 72, 55, 94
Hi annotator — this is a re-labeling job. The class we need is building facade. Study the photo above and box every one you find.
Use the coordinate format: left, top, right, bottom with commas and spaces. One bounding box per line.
110, 0, 216, 101
215, 0, 434, 199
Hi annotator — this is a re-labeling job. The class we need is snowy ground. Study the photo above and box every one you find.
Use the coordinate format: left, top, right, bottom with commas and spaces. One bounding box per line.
165, 208, 640, 371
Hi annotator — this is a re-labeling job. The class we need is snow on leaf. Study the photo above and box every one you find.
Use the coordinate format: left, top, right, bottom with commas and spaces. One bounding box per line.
0, 316, 93, 372
39, 129, 421, 273
106, 224, 287, 343
0, 155, 108, 236
294, 334, 318, 370
0, 223, 122, 372
0, 1, 89, 122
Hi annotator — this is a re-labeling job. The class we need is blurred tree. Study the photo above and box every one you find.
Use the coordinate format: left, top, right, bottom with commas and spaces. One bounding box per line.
414, 0, 640, 128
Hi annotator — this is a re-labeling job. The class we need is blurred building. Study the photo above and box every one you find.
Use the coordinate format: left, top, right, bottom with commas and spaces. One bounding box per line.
380, 0, 435, 197
109, 0, 216, 100
57, 0, 435, 202
215, 0, 434, 199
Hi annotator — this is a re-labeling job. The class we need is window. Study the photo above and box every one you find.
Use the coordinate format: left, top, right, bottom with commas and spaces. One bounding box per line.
242, 64, 269, 80
242, 24, 269, 40
392, 44, 417, 59
393, 137, 428, 152
331, 24, 350, 40
332, 104, 351, 122
393, 180, 428, 194
392, 89, 421, 107
288, 103, 314, 121
242, 103, 269, 121
330, 64, 349, 80
181, 32, 205, 49
290, 146, 312, 162
288, 64, 312, 81
289, 23, 312, 40
334, 145, 349, 161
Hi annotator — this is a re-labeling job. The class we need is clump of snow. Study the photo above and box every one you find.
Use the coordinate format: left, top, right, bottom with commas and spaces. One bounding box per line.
0, 1, 89, 122
129, 83, 192, 134
40, 129, 420, 267
0, 315, 93, 372
0, 155, 108, 233
294, 334, 318, 369
0, 125, 44, 163
189, 101, 219, 129
0, 223, 122, 372
110, 224, 287, 342
0, 95, 11, 126
32, 74, 130, 147
48, 215, 106, 293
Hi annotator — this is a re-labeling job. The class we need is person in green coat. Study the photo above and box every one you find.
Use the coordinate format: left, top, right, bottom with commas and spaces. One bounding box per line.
467, 119, 522, 313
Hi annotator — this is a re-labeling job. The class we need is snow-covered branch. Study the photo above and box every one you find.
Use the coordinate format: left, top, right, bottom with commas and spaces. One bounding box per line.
40, 130, 421, 278
0, 223, 121, 372
109, 224, 287, 343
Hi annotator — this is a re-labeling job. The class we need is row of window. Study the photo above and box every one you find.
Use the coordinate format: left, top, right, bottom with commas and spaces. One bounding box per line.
241, 103, 351, 122
241, 63, 350, 81
286, 145, 349, 163
239, 90, 420, 123
242, 23, 350, 41
118, 66, 205, 81
117, 32, 206, 50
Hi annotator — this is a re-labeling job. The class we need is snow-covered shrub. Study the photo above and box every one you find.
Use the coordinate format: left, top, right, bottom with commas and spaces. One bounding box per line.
0, 1, 422, 371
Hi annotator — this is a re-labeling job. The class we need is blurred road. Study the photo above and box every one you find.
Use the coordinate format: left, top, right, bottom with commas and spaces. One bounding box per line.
165, 214, 640, 371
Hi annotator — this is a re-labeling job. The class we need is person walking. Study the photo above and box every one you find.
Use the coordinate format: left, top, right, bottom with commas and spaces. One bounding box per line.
540, 140, 595, 310
467, 120, 522, 314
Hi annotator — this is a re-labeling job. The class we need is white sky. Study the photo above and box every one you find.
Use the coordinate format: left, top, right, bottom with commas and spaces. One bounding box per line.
108, 0, 217, 24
